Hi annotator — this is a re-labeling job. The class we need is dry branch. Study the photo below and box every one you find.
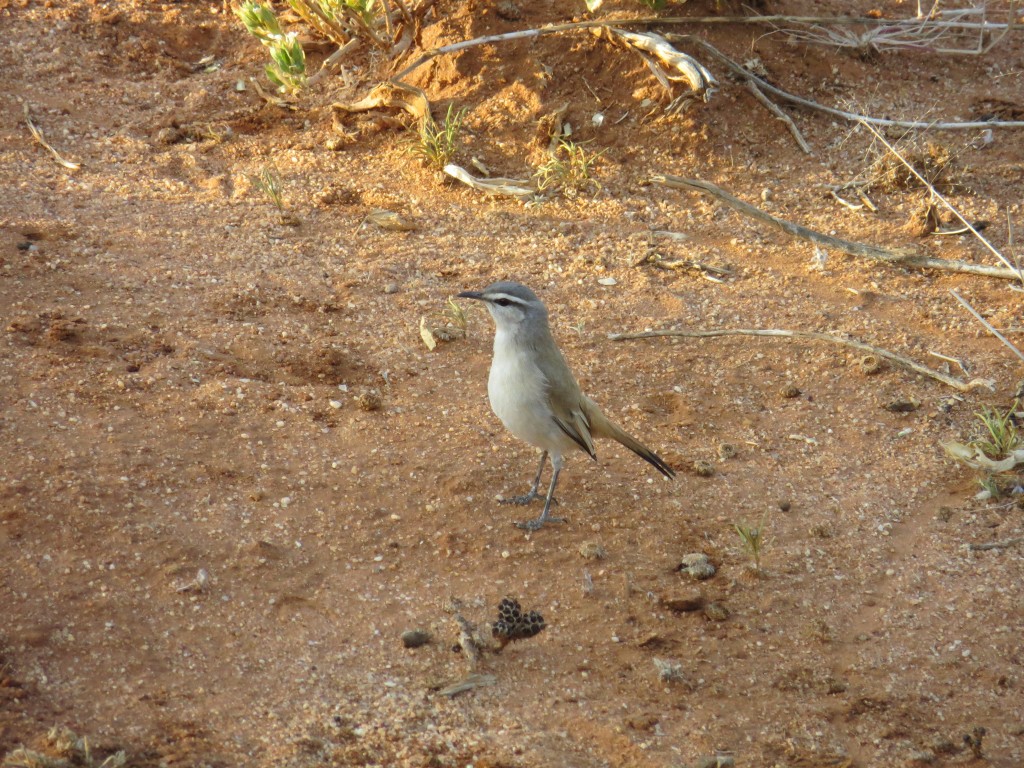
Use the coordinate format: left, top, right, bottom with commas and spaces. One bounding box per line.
652, 175, 1024, 281
969, 536, 1024, 552
745, 80, 812, 154
667, 35, 1024, 130
24, 103, 80, 170
443, 164, 536, 200
860, 120, 1023, 284
950, 290, 1024, 363
608, 327, 992, 392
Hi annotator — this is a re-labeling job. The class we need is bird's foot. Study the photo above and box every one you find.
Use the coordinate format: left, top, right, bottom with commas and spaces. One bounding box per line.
514, 515, 566, 531
500, 491, 557, 507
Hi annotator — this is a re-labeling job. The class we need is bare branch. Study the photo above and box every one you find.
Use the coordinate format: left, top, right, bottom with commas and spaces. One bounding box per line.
668, 35, 1024, 130
950, 290, 1024, 364
609, 327, 992, 392
860, 120, 1023, 284
653, 175, 1024, 281
745, 80, 812, 154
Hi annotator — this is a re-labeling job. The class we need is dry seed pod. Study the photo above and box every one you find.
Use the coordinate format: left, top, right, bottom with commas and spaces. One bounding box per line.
859, 354, 883, 375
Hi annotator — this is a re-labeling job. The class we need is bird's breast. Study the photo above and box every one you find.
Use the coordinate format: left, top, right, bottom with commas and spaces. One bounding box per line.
487, 334, 563, 449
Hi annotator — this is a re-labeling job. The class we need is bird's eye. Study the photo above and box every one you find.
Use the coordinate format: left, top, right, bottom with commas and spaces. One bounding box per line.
494, 298, 512, 307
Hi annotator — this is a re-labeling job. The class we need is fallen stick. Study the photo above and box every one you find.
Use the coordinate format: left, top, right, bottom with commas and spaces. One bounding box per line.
668, 35, 1024, 130
745, 80, 812, 154
950, 290, 1024, 363
608, 327, 993, 392
860, 120, 1023, 284
968, 536, 1024, 552
652, 175, 1024, 281
24, 103, 80, 170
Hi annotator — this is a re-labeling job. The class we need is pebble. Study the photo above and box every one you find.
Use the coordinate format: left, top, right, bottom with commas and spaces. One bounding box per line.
578, 541, 607, 560
401, 629, 431, 648
693, 459, 715, 477
355, 392, 382, 412
679, 553, 716, 581
704, 602, 729, 621
696, 756, 734, 768
780, 384, 801, 399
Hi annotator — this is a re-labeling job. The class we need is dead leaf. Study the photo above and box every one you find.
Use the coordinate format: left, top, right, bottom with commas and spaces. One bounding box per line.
419, 316, 436, 351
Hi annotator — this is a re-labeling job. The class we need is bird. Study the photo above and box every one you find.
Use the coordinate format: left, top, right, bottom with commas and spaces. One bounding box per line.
457, 281, 675, 530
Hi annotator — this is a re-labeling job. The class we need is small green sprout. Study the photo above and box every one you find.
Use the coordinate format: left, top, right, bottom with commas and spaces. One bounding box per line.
535, 140, 605, 198
253, 167, 287, 223
734, 514, 768, 572
409, 104, 468, 170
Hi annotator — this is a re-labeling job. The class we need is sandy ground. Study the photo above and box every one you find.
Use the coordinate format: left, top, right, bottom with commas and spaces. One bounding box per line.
2, 0, 1024, 766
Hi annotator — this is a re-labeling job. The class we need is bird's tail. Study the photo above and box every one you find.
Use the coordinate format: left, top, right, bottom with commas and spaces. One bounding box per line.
586, 402, 676, 479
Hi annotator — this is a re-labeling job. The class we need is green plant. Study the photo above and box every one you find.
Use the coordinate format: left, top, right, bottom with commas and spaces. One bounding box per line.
236, 2, 307, 93
973, 400, 1021, 460
444, 296, 468, 334
535, 140, 604, 198
942, 400, 1024, 500
253, 167, 287, 223
734, 514, 767, 571
409, 104, 467, 170
322, 0, 378, 29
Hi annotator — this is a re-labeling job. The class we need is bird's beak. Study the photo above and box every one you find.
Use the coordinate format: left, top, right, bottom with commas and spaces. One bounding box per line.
457, 290, 485, 301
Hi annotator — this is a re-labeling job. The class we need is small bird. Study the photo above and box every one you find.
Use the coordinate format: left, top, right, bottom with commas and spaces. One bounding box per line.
458, 281, 675, 530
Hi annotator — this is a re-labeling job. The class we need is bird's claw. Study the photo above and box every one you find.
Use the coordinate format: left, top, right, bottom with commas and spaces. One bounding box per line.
514, 515, 566, 531
500, 492, 557, 507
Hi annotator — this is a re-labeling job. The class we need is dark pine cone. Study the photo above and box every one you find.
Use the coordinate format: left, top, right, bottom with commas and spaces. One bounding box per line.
494, 597, 546, 645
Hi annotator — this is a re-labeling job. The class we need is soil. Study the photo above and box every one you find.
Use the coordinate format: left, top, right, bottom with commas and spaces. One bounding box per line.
2, 0, 1023, 766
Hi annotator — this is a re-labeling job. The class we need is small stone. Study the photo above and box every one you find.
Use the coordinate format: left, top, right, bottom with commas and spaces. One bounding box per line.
495, 0, 522, 20
693, 459, 715, 477
884, 396, 920, 413
597, 277, 617, 286
679, 553, 716, 581
155, 126, 182, 145
704, 602, 729, 621
578, 541, 606, 560
780, 384, 801, 398
401, 629, 431, 648
696, 756, 734, 768
355, 392, 382, 412
384, 282, 400, 294
652, 657, 684, 682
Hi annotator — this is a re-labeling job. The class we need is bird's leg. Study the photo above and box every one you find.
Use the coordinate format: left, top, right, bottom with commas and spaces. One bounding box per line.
501, 451, 552, 506
515, 461, 566, 531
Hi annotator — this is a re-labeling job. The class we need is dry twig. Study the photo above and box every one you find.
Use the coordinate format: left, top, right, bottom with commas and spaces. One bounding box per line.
24, 103, 80, 169
745, 80, 812, 154
667, 35, 1024, 130
861, 120, 1024, 285
950, 289, 1024, 363
653, 175, 1024, 281
609, 327, 992, 392
969, 536, 1024, 552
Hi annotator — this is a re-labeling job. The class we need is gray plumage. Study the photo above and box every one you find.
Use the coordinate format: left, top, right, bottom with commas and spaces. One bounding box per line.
458, 281, 674, 530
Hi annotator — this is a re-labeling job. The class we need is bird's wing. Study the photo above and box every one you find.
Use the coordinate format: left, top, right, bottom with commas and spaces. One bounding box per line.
552, 405, 597, 459
540, 349, 597, 460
